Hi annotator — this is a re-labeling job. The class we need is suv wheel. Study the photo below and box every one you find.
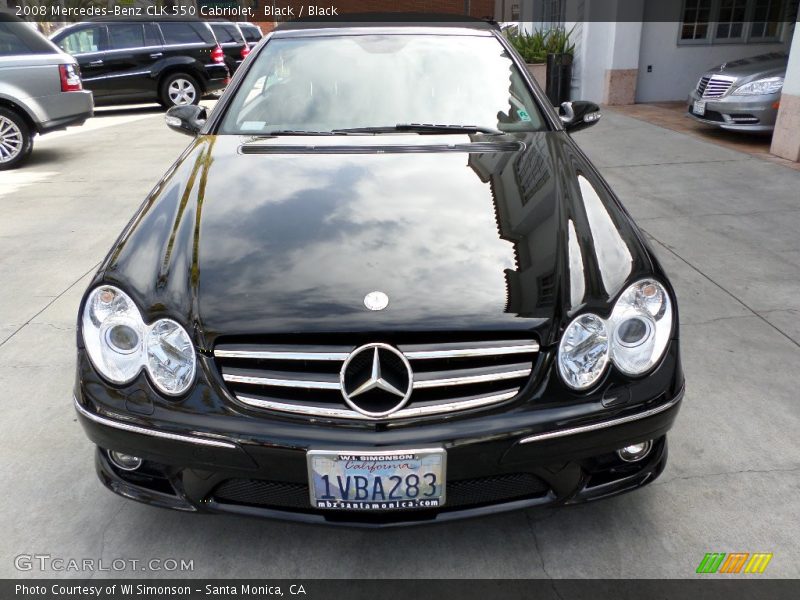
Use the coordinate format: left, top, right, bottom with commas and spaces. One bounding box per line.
0, 108, 33, 171
160, 73, 200, 108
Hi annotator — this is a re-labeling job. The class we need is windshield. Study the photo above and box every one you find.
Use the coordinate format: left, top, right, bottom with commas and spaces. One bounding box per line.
219, 33, 546, 135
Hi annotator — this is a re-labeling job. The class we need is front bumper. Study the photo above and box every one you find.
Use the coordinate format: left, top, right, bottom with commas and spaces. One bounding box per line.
74, 340, 684, 527
686, 90, 779, 132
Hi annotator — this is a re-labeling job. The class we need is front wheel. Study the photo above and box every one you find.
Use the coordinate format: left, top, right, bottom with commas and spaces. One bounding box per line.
0, 107, 33, 171
159, 73, 200, 108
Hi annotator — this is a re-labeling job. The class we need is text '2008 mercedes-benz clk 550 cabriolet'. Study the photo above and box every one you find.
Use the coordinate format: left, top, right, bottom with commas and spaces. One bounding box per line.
74, 19, 684, 527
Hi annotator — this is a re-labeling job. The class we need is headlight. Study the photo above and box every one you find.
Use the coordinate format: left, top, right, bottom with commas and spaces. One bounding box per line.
82, 285, 196, 395
557, 279, 673, 389
146, 319, 196, 395
82, 286, 146, 384
731, 77, 783, 96
558, 313, 610, 390
609, 279, 673, 376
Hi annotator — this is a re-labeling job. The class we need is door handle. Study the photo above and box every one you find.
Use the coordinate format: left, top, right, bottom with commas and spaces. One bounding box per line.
88, 59, 103, 66
150, 53, 163, 59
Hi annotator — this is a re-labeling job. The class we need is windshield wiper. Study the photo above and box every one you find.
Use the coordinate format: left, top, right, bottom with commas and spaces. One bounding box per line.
332, 123, 504, 135
254, 130, 336, 136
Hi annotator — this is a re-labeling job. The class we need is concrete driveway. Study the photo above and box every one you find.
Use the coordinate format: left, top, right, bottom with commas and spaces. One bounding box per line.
1, 106, 798, 578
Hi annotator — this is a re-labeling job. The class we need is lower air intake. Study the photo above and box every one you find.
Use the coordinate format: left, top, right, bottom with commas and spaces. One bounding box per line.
212, 473, 550, 511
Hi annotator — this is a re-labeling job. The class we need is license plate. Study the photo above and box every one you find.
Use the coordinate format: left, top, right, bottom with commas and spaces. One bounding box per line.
693, 100, 706, 116
307, 448, 446, 511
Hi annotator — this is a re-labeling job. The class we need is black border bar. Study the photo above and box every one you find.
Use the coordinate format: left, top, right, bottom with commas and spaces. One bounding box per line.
4, 579, 800, 600
6, 0, 800, 24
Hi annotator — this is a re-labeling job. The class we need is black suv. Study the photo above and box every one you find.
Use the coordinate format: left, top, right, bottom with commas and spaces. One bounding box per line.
237, 22, 263, 50
51, 19, 228, 108
209, 21, 249, 75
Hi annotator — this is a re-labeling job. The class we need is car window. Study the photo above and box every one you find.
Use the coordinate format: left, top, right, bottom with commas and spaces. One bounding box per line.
240, 25, 261, 42
107, 23, 145, 50
0, 21, 56, 55
0, 22, 30, 55
159, 22, 203, 45
57, 26, 103, 54
224, 24, 244, 43
219, 34, 546, 135
211, 24, 235, 44
144, 23, 162, 47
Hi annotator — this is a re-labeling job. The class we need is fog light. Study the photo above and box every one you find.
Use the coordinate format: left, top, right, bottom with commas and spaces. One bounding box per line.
617, 440, 652, 463
108, 450, 143, 471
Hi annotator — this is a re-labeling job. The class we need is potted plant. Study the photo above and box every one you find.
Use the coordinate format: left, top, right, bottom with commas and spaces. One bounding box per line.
506, 29, 548, 88
544, 26, 576, 106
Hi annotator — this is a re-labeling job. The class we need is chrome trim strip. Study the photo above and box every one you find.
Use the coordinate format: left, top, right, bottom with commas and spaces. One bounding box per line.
235, 389, 519, 420
94, 45, 163, 55
393, 390, 518, 418
214, 349, 350, 361
405, 343, 539, 359
215, 343, 538, 362
82, 71, 150, 82
413, 367, 531, 389
222, 373, 340, 390
518, 396, 682, 444
73, 397, 237, 449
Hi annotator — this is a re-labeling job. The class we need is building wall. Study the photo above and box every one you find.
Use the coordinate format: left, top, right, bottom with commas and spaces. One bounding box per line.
771, 15, 800, 161
520, 0, 795, 104
635, 21, 792, 102
253, 0, 496, 22
250, 0, 498, 39
569, 20, 644, 105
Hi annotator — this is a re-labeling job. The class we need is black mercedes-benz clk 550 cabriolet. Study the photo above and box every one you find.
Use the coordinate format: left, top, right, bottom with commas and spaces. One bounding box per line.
74, 19, 684, 526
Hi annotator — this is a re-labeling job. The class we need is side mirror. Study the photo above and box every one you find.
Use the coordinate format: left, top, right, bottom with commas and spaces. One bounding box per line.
165, 105, 207, 136
559, 101, 602, 133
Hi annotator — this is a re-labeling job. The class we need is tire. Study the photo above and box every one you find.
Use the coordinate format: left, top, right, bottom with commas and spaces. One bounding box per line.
159, 73, 201, 108
0, 107, 33, 171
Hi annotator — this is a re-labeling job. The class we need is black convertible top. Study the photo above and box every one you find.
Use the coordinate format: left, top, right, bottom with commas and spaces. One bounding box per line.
274, 14, 500, 31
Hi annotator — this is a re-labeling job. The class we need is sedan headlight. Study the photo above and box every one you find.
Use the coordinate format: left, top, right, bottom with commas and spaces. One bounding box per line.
82, 285, 196, 395
608, 280, 673, 376
146, 319, 196, 395
558, 279, 673, 389
731, 77, 784, 96
558, 313, 610, 390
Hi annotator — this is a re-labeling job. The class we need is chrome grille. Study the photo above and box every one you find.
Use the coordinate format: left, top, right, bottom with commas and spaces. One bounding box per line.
697, 74, 736, 98
213, 338, 539, 420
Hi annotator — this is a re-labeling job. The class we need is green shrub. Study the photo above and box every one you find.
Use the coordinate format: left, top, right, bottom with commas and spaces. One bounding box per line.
507, 26, 575, 63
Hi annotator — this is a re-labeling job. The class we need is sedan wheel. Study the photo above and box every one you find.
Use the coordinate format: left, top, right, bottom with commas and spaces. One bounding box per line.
167, 77, 198, 106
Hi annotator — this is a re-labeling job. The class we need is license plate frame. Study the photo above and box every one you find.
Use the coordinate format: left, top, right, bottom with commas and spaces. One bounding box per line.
693, 100, 706, 116
307, 448, 447, 511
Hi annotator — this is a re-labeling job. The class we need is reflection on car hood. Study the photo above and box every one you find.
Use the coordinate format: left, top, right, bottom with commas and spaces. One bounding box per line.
99, 133, 655, 349
708, 52, 788, 77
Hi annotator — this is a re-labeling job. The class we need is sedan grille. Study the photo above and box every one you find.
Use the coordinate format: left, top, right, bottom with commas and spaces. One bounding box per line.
697, 74, 737, 98
213, 337, 539, 420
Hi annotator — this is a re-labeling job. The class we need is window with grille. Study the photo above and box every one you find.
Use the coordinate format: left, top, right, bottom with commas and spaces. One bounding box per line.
679, 0, 789, 44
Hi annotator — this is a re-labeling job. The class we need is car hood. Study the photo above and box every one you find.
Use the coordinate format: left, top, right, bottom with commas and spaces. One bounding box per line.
707, 52, 788, 78
99, 133, 654, 349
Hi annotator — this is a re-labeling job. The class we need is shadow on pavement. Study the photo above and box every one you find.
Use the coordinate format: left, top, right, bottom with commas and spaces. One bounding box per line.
93, 104, 165, 118
25, 147, 69, 168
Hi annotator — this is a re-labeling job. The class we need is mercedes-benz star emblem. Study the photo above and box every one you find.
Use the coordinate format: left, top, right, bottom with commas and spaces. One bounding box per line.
340, 343, 413, 418
363, 291, 389, 311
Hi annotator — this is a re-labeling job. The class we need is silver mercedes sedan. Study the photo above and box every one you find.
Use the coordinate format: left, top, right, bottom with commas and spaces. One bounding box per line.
687, 52, 787, 133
